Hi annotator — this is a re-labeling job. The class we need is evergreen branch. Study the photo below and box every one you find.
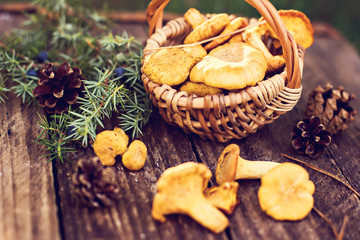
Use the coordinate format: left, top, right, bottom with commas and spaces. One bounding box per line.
35, 113, 75, 163
10, 64, 38, 104
0, 75, 10, 103
99, 32, 142, 51
2, 0, 153, 162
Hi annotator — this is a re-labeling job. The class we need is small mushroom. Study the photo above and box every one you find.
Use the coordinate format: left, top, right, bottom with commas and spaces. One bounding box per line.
204, 17, 248, 51
143, 48, 196, 86
184, 13, 230, 44
190, 42, 267, 90
242, 26, 285, 72
228, 33, 244, 43
181, 45, 208, 61
122, 140, 147, 171
215, 144, 280, 185
93, 127, 129, 166
184, 8, 206, 29
259, 10, 314, 49
258, 162, 315, 221
151, 162, 229, 234
179, 81, 223, 97
204, 181, 239, 215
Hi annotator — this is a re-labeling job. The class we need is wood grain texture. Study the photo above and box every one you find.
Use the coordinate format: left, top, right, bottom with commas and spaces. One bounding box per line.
0, 92, 60, 240
1, 12, 360, 240
53, 34, 360, 239
55, 113, 228, 240
190, 35, 360, 240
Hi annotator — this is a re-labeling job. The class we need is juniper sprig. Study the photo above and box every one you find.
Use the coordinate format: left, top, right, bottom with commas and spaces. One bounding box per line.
0, 0, 152, 162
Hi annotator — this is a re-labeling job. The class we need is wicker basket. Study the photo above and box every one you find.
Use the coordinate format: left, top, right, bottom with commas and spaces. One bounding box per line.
141, 0, 304, 142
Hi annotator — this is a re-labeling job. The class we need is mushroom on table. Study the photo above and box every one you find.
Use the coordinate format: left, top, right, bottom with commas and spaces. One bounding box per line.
151, 162, 229, 234
215, 144, 280, 185
258, 162, 315, 221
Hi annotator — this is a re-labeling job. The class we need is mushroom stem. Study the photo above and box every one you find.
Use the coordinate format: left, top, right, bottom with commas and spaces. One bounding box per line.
235, 156, 280, 179
215, 144, 280, 185
243, 32, 285, 72
187, 197, 229, 234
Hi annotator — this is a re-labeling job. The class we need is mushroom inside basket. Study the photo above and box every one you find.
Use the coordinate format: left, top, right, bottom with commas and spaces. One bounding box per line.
141, 0, 314, 142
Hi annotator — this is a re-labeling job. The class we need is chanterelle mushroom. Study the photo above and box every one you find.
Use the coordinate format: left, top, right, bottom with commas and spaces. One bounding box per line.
143, 48, 196, 86
151, 162, 229, 234
93, 127, 129, 166
204, 17, 248, 51
258, 162, 315, 221
184, 13, 230, 44
179, 81, 223, 97
242, 26, 285, 72
204, 181, 239, 215
215, 144, 280, 185
259, 10, 314, 49
184, 8, 206, 29
190, 42, 267, 90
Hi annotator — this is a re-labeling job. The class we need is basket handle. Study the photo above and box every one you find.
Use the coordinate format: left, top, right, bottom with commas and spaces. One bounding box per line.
145, 0, 301, 89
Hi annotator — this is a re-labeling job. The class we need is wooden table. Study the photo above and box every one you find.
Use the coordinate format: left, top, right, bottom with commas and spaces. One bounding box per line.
1, 10, 360, 240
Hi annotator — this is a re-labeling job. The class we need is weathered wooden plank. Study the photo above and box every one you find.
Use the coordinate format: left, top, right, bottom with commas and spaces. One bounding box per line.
191, 35, 360, 240
0, 92, 60, 240
55, 113, 228, 240
3, 12, 360, 240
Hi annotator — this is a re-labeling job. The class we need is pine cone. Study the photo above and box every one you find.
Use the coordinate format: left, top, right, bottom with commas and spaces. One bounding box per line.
304, 83, 356, 135
292, 116, 331, 158
33, 62, 84, 114
73, 157, 119, 208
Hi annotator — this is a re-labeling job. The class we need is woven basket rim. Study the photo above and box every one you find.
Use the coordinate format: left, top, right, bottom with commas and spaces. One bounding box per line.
142, 0, 305, 142
141, 16, 304, 110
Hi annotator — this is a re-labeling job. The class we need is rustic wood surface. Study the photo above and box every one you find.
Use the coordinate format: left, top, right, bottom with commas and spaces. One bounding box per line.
0, 9, 360, 240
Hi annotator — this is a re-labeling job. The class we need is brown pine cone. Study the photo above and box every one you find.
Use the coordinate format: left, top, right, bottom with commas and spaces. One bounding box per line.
73, 157, 119, 208
304, 83, 356, 135
292, 116, 331, 158
33, 62, 84, 114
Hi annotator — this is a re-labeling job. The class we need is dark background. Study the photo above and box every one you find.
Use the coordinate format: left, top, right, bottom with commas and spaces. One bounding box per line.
1, 0, 359, 51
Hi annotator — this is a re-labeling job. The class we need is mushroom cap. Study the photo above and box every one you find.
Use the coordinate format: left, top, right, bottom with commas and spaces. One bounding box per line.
215, 144, 240, 185
93, 127, 129, 166
259, 9, 314, 49
181, 45, 208, 60
184, 8, 206, 29
204, 181, 240, 214
228, 33, 244, 43
204, 17, 248, 51
152, 162, 229, 233
122, 140, 147, 171
258, 162, 315, 221
190, 42, 267, 90
143, 48, 196, 86
154, 162, 212, 201
184, 13, 230, 44
179, 81, 223, 97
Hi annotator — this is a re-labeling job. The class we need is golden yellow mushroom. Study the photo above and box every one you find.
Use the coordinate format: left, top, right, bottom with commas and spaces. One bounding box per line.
179, 81, 222, 97
151, 162, 229, 234
204, 17, 248, 51
204, 181, 239, 215
228, 33, 244, 43
181, 45, 208, 60
93, 127, 129, 166
242, 26, 285, 72
143, 48, 196, 86
259, 9, 314, 49
122, 140, 147, 171
258, 162, 315, 221
184, 8, 206, 29
215, 144, 280, 185
184, 13, 230, 44
190, 42, 267, 90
